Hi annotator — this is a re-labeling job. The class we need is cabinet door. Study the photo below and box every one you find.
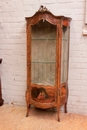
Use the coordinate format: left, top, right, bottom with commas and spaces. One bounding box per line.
31, 20, 57, 86
30, 20, 57, 103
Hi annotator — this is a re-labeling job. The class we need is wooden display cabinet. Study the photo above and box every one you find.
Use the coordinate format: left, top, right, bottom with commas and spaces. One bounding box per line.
25, 6, 71, 121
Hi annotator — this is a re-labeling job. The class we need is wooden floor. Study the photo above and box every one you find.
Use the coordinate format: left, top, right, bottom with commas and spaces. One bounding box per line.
0, 104, 87, 130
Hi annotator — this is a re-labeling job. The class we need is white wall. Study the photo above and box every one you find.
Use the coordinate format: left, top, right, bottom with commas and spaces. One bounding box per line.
0, 0, 87, 114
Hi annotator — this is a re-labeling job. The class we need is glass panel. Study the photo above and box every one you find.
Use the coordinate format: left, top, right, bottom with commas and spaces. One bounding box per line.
31, 20, 56, 86
61, 26, 69, 83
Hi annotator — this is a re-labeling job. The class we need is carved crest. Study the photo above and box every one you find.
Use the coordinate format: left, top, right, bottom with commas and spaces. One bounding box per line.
37, 5, 50, 13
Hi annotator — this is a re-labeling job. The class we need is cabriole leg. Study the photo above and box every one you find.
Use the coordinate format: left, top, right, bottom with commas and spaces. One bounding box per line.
57, 108, 60, 122
26, 104, 30, 117
64, 102, 67, 113
25, 91, 30, 117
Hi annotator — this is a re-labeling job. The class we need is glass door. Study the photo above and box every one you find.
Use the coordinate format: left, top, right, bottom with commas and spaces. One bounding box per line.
31, 20, 56, 86
31, 20, 57, 103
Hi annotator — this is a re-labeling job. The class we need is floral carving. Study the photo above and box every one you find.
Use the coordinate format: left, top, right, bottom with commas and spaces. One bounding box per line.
37, 5, 50, 13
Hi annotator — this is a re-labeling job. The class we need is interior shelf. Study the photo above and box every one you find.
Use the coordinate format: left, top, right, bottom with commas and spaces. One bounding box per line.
31, 61, 56, 64
32, 38, 56, 40
32, 38, 67, 41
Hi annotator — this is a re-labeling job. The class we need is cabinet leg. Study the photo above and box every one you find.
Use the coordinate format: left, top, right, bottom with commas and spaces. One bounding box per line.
64, 102, 67, 113
57, 109, 60, 122
58, 117, 60, 122
26, 104, 30, 117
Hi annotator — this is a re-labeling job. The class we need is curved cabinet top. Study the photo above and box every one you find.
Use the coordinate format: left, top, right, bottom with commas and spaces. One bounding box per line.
25, 6, 72, 26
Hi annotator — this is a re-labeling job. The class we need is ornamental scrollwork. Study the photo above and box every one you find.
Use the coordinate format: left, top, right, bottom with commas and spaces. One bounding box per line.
37, 5, 50, 13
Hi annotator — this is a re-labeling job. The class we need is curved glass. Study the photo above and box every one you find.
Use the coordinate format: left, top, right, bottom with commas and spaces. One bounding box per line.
31, 20, 57, 86
61, 26, 69, 83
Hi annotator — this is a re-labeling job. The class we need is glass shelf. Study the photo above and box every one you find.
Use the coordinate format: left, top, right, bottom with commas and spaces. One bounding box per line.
32, 38, 56, 40
31, 61, 56, 64
32, 38, 67, 41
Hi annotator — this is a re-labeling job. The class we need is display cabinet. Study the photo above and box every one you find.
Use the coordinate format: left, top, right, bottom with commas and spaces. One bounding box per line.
25, 6, 71, 121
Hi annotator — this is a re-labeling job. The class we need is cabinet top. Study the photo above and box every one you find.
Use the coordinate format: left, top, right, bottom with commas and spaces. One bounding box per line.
25, 5, 72, 26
